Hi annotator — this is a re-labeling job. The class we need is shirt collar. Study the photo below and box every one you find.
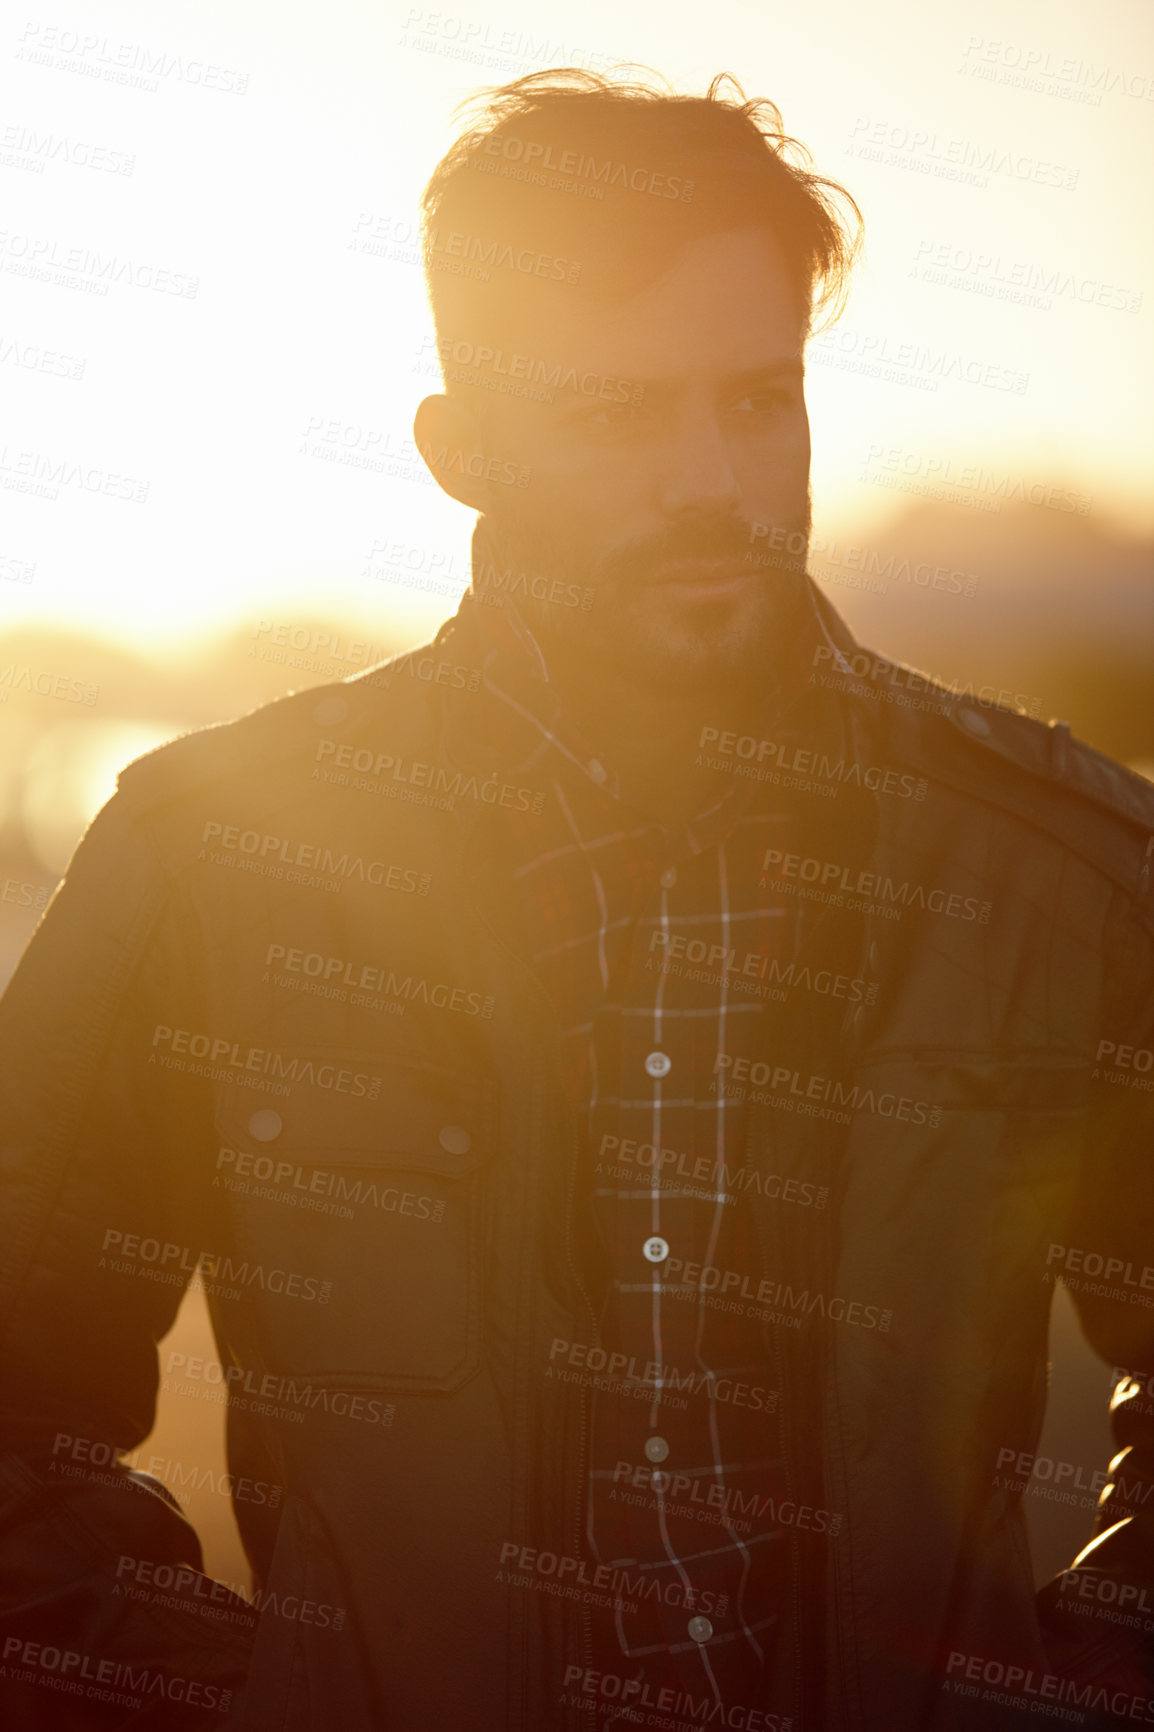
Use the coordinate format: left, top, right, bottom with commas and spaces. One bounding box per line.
439, 518, 858, 841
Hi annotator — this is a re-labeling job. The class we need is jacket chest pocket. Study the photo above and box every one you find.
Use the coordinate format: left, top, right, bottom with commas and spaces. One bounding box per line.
844, 1048, 1091, 1228
211, 1051, 498, 1392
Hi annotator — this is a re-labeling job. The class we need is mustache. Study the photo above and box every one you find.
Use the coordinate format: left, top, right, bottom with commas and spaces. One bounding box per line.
596, 519, 808, 586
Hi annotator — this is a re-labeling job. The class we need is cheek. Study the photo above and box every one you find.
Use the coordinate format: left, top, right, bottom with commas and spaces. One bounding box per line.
744, 420, 810, 482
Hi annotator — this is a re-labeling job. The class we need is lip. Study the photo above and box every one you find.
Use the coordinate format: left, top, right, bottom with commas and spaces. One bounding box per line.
645, 562, 757, 601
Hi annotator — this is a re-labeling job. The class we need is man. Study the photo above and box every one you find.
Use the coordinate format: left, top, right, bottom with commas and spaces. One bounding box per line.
1, 67, 1151, 1732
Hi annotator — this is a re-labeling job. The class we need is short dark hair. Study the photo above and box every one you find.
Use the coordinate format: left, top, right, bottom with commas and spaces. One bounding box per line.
420, 66, 863, 364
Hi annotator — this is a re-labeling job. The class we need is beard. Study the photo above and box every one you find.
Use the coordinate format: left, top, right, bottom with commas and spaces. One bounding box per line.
473, 494, 814, 696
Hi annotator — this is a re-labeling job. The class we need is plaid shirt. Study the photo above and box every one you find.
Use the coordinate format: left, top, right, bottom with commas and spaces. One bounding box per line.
461, 585, 845, 1723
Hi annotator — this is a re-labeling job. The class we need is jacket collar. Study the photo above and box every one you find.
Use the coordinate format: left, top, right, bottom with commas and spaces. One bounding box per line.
435, 518, 865, 825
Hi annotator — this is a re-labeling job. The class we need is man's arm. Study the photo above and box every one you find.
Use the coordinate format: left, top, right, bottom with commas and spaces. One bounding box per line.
0, 791, 254, 1724
1035, 889, 1154, 1692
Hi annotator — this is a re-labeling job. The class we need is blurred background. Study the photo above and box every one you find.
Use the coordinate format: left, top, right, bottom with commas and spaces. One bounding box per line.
1, 0, 1150, 1595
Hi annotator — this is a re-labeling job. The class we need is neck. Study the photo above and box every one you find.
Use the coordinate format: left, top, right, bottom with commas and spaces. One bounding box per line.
543, 643, 768, 830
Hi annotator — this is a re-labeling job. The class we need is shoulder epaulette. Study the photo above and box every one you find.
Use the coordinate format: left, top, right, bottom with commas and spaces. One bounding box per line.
853, 646, 1154, 906
114, 641, 440, 813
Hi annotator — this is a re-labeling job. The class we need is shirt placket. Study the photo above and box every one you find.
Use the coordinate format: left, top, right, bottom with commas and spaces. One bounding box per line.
583, 824, 793, 1720
468, 598, 803, 1722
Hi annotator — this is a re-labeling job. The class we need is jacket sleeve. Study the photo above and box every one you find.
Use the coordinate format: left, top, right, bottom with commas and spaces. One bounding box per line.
1035, 883, 1154, 1689
0, 790, 254, 1726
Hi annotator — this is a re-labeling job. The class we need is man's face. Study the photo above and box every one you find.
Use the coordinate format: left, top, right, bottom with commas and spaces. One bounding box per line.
468, 223, 812, 690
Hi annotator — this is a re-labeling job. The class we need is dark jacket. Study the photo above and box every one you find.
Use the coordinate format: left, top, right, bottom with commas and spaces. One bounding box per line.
2, 580, 1152, 1732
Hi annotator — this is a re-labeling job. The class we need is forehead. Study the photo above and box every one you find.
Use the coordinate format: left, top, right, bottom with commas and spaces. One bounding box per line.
489, 225, 804, 386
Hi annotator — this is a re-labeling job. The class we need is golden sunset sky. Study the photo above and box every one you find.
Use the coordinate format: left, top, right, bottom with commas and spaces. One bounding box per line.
0, 0, 1150, 654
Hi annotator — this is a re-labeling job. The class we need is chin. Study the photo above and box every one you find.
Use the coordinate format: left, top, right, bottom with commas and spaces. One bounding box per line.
622, 592, 791, 686
613, 620, 767, 689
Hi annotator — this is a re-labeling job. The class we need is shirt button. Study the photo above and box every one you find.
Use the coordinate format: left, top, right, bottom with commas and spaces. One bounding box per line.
645, 1051, 671, 1079
438, 1124, 472, 1156
644, 1436, 669, 1463
587, 758, 608, 784
312, 696, 349, 728
959, 708, 991, 738
688, 1616, 714, 1644
248, 1110, 282, 1142
659, 866, 677, 889
643, 1236, 669, 1264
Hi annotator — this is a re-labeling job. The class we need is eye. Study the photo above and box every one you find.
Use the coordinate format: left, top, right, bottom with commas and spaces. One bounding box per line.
583, 401, 643, 428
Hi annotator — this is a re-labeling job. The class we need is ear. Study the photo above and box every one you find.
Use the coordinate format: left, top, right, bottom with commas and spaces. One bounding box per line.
413, 393, 495, 511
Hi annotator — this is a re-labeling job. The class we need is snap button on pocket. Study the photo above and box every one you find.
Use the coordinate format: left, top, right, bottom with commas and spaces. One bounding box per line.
438, 1124, 472, 1156
248, 1110, 283, 1142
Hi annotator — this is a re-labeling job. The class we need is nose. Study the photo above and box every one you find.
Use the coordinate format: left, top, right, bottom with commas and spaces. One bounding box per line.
657, 411, 742, 518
